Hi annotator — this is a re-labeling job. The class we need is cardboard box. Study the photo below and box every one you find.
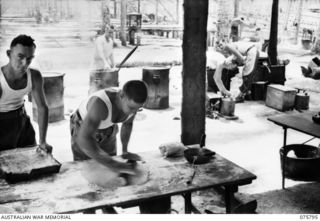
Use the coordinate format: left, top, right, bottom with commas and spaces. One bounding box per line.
265, 84, 297, 111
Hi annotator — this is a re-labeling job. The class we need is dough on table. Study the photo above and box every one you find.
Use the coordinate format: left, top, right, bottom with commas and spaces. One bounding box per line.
81, 160, 149, 188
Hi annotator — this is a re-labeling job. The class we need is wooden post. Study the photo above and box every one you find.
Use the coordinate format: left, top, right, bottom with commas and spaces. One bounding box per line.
120, 0, 127, 46
294, 0, 303, 45
268, 0, 279, 65
138, 0, 140, 13
181, 0, 208, 145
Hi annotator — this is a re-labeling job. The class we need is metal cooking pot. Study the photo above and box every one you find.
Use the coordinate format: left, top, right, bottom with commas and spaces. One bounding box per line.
280, 144, 320, 181
295, 89, 309, 110
219, 96, 235, 116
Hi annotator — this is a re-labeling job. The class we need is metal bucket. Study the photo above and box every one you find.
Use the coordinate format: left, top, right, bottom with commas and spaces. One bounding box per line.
142, 66, 170, 109
89, 69, 119, 94
32, 72, 65, 123
280, 144, 320, 181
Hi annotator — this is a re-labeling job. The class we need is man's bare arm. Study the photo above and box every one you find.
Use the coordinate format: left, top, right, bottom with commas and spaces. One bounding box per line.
77, 97, 134, 174
120, 115, 135, 153
30, 69, 52, 153
213, 63, 231, 96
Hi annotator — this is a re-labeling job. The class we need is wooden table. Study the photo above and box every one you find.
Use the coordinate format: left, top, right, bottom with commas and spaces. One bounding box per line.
0, 151, 256, 214
268, 111, 320, 147
268, 111, 320, 188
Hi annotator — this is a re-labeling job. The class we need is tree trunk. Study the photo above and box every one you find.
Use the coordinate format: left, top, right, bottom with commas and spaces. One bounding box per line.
312, 24, 320, 54
294, 0, 303, 45
101, 0, 111, 32
176, 0, 179, 24
268, 0, 279, 65
114, 0, 117, 18
120, 0, 127, 46
234, 0, 239, 17
217, 0, 232, 42
155, 0, 159, 24
181, 0, 208, 145
283, 0, 292, 31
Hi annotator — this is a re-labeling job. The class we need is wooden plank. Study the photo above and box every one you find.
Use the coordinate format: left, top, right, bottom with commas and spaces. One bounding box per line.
0, 151, 256, 214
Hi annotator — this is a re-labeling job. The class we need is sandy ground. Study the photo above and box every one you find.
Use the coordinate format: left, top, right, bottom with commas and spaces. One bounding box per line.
1, 31, 320, 213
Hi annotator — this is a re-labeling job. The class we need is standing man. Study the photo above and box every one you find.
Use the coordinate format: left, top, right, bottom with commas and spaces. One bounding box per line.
92, 25, 115, 70
0, 34, 52, 152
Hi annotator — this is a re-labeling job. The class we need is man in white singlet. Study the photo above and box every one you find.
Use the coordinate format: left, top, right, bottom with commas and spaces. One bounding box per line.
70, 80, 147, 174
91, 25, 115, 70
0, 34, 52, 152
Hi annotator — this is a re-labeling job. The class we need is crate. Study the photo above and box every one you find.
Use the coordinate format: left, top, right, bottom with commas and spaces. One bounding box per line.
265, 84, 297, 111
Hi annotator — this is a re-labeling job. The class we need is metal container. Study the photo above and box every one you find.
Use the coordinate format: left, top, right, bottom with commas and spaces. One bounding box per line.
295, 89, 309, 110
280, 144, 320, 181
142, 66, 170, 109
89, 69, 119, 94
32, 72, 65, 123
219, 96, 235, 116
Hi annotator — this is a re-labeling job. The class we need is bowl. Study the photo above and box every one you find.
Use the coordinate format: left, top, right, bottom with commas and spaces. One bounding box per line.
312, 113, 320, 124
184, 148, 215, 164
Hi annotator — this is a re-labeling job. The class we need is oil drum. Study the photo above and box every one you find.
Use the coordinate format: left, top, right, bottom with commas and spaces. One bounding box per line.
32, 72, 65, 123
142, 66, 170, 109
89, 69, 119, 94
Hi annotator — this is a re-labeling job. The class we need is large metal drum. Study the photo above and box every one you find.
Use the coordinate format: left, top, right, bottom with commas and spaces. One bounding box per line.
142, 66, 170, 109
32, 72, 65, 123
89, 69, 119, 94
280, 144, 320, 181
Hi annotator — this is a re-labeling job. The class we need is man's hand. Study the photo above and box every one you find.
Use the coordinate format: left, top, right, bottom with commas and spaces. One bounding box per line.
222, 90, 232, 97
121, 152, 142, 162
37, 142, 53, 154
104, 63, 111, 70
113, 161, 137, 175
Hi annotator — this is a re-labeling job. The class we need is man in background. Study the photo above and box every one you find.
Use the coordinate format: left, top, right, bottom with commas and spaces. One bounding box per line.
91, 25, 115, 70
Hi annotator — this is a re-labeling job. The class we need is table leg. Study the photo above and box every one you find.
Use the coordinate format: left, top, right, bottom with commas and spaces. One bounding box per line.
283, 127, 287, 147
184, 192, 192, 214
224, 186, 238, 214
282, 127, 287, 189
